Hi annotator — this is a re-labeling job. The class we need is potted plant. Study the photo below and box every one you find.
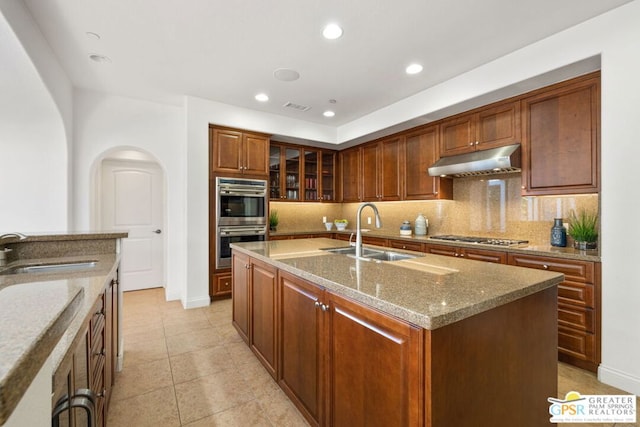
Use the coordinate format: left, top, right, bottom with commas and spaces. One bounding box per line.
334, 219, 348, 231
568, 209, 598, 250
269, 209, 279, 231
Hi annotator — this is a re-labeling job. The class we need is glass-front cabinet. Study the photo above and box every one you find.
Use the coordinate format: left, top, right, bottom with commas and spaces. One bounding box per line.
269, 142, 337, 202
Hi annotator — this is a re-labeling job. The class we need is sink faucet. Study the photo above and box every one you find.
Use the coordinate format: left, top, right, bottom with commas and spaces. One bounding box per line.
0, 232, 27, 240
355, 202, 382, 259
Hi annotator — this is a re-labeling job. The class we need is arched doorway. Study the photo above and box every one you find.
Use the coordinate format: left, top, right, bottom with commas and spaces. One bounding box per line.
95, 148, 166, 292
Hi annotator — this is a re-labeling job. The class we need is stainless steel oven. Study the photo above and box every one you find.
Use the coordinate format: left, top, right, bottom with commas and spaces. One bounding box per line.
216, 225, 266, 268
216, 177, 267, 226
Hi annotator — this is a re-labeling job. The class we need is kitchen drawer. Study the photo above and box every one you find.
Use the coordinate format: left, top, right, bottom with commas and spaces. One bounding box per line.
389, 239, 424, 252
559, 281, 594, 308
508, 253, 594, 283
424, 244, 458, 257
558, 326, 596, 364
558, 303, 595, 332
464, 248, 507, 264
215, 273, 232, 294
361, 236, 389, 247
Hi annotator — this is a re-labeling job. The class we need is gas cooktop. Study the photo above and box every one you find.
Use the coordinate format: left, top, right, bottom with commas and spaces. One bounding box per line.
429, 235, 529, 247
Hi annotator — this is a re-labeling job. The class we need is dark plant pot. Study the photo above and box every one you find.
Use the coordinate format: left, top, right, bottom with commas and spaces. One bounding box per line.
270, 226, 277, 232
573, 241, 597, 250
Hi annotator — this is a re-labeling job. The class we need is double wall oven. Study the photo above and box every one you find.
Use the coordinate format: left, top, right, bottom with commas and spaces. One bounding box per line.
215, 177, 267, 269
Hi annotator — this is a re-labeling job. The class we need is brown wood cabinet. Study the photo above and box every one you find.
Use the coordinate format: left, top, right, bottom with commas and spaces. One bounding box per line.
250, 258, 278, 378
277, 270, 422, 427
210, 126, 269, 177
232, 251, 250, 343
362, 136, 402, 201
270, 143, 338, 202
210, 271, 232, 298
278, 270, 325, 426
508, 253, 601, 372
52, 270, 119, 427
403, 125, 453, 200
339, 147, 361, 202
439, 100, 520, 157
521, 72, 600, 195
327, 291, 423, 427
423, 243, 507, 264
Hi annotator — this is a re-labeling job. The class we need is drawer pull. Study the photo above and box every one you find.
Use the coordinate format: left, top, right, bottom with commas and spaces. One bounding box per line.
543, 264, 549, 270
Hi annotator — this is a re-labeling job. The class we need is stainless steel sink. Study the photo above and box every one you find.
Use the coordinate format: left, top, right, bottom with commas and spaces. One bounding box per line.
321, 246, 423, 262
0, 261, 98, 275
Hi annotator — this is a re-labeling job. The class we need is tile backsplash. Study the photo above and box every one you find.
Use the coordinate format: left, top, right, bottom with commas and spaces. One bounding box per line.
271, 174, 599, 246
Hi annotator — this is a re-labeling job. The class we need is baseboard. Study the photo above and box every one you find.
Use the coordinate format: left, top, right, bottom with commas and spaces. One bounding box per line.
182, 295, 211, 309
598, 364, 640, 395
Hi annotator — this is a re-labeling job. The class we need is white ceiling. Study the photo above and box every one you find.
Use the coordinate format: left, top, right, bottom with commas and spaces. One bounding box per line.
23, 0, 631, 129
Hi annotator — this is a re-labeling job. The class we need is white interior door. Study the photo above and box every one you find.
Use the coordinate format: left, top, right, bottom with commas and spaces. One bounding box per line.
101, 159, 164, 291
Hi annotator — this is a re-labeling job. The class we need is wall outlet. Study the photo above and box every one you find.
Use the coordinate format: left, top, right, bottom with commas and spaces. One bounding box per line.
367, 217, 372, 225
323, 216, 327, 223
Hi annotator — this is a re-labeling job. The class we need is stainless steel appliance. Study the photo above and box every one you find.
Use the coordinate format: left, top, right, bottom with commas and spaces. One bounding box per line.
215, 177, 268, 268
216, 177, 267, 226
216, 225, 266, 268
429, 235, 529, 247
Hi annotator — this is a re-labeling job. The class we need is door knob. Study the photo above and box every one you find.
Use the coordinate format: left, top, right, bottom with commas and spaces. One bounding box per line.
153, 229, 162, 234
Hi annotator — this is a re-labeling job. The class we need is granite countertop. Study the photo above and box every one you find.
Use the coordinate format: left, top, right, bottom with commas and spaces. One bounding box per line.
0, 231, 128, 243
270, 229, 601, 262
232, 238, 564, 330
0, 253, 120, 425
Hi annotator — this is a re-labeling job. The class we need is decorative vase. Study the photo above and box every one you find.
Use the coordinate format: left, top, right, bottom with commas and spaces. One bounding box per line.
550, 218, 567, 247
573, 241, 597, 250
414, 213, 427, 236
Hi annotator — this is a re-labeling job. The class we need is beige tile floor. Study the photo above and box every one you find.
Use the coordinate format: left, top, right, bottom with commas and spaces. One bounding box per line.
107, 288, 638, 427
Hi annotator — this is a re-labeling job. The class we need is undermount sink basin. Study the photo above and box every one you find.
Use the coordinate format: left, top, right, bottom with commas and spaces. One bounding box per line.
0, 261, 98, 275
321, 246, 423, 262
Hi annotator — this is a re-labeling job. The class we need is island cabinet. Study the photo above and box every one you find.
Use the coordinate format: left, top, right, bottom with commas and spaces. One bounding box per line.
508, 253, 601, 372
520, 71, 600, 195
423, 243, 507, 264
277, 270, 423, 427
52, 271, 120, 427
439, 99, 520, 157
209, 126, 270, 178
361, 136, 403, 201
403, 125, 453, 200
231, 252, 278, 376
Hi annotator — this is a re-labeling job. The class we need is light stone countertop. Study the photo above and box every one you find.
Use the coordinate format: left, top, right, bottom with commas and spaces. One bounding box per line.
232, 237, 564, 330
0, 253, 120, 426
270, 230, 601, 262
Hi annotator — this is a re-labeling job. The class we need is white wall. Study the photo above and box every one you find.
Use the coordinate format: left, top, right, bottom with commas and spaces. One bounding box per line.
184, 1, 640, 394
73, 90, 186, 301
0, 3, 68, 231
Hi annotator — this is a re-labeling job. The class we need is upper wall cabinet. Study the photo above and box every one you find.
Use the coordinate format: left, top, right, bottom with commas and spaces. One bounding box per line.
339, 147, 361, 202
270, 142, 338, 202
521, 72, 600, 196
403, 125, 453, 200
210, 126, 270, 177
362, 136, 402, 201
439, 100, 521, 157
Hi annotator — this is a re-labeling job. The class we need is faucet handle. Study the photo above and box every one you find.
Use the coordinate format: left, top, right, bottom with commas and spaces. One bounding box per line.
349, 233, 355, 246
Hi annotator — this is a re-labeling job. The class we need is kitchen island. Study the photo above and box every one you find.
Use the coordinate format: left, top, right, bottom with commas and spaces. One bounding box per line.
0, 232, 126, 426
231, 237, 564, 427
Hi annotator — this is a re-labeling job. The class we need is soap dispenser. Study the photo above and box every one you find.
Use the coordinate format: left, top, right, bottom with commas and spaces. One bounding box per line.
415, 213, 427, 236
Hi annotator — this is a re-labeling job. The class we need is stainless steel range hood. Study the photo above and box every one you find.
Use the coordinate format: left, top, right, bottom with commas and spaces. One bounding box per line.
428, 143, 521, 177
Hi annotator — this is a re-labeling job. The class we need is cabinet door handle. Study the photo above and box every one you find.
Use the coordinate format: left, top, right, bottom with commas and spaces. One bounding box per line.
321, 304, 330, 312
543, 264, 549, 270
475, 141, 479, 146
314, 301, 321, 309
94, 348, 106, 357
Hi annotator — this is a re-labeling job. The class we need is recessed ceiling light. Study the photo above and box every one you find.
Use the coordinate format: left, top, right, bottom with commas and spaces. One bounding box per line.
323, 110, 335, 118
255, 93, 269, 102
89, 53, 111, 63
273, 68, 300, 82
406, 63, 423, 75
323, 23, 343, 40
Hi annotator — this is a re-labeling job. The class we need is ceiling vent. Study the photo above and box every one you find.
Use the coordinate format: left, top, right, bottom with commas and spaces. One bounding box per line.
283, 101, 311, 112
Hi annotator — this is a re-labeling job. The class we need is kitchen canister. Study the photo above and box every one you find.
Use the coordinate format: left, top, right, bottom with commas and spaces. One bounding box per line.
400, 220, 412, 236
550, 218, 567, 247
414, 213, 428, 236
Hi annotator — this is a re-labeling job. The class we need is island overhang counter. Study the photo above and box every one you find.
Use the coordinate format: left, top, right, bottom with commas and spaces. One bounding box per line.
231, 237, 564, 427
